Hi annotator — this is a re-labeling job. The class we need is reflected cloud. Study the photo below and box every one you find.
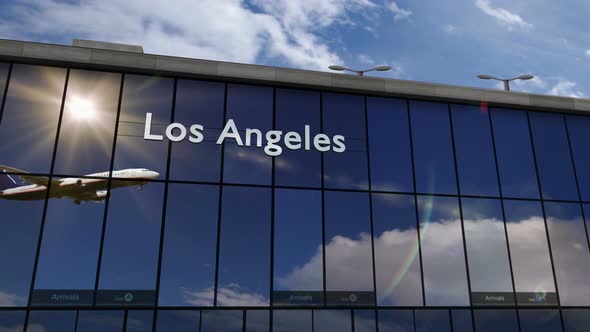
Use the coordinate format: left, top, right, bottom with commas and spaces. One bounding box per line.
0, 291, 26, 307
184, 284, 268, 306
3, 325, 34, 332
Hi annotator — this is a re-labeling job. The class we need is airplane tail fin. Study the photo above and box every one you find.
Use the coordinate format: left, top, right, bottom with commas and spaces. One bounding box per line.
0, 170, 17, 191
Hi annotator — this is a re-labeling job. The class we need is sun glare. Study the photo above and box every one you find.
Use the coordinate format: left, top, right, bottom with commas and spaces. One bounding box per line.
69, 97, 96, 120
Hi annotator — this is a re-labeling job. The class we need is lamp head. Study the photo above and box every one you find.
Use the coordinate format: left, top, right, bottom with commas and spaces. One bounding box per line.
477, 74, 494, 80
328, 65, 346, 71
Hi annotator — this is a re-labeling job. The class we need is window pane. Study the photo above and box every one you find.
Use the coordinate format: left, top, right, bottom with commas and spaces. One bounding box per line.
519, 309, 562, 332
77, 310, 124, 332
324, 191, 374, 305
0, 174, 46, 307
113, 75, 172, 179
323, 93, 368, 190
503, 200, 556, 305
155, 310, 199, 332
562, 309, 590, 332
0, 64, 65, 173
126, 310, 153, 332
473, 310, 518, 332
201, 310, 243, 332
354, 310, 376, 332
97, 181, 164, 306
33, 178, 105, 306
418, 196, 469, 306
169, 80, 224, 182
377, 310, 413, 332
273, 189, 323, 305
490, 108, 539, 199
246, 310, 269, 332
462, 198, 513, 304
275, 89, 321, 188
27, 310, 76, 332
415, 309, 450, 332
544, 202, 590, 305
367, 97, 413, 192
372, 193, 422, 306
273, 310, 311, 332
159, 184, 218, 306
451, 310, 473, 332
313, 310, 351, 332
565, 115, 590, 201
410, 101, 456, 195
451, 105, 498, 196
0, 311, 24, 331
54, 70, 120, 176
218, 186, 271, 306
529, 112, 578, 200
0, 62, 8, 97
223, 84, 272, 185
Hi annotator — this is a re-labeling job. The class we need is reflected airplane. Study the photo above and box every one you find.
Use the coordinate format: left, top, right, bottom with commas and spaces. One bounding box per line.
0, 165, 159, 204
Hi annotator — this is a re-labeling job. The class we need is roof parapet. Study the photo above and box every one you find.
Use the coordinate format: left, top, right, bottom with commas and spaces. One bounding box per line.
72, 39, 143, 54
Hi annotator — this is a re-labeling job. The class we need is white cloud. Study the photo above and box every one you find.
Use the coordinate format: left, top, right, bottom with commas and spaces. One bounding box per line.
0, 291, 25, 306
443, 24, 457, 34
183, 284, 268, 306
547, 80, 585, 98
357, 53, 374, 65
475, 0, 532, 31
386, 1, 412, 21
585, 49, 590, 57
0, 0, 378, 71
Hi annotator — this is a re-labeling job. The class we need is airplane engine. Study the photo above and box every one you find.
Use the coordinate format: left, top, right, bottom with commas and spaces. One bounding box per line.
60, 179, 83, 187
95, 190, 110, 199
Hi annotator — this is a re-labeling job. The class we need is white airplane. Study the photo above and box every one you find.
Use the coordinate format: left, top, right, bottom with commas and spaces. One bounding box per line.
0, 165, 159, 205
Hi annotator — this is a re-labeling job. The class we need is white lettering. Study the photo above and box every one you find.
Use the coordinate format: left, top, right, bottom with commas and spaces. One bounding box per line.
189, 124, 204, 143
143, 113, 163, 141
284, 132, 302, 150
313, 134, 331, 152
166, 123, 187, 142
332, 135, 346, 153
216, 119, 243, 145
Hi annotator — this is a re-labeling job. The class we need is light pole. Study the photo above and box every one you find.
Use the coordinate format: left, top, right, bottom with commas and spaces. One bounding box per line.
329, 65, 392, 76
477, 74, 535, 91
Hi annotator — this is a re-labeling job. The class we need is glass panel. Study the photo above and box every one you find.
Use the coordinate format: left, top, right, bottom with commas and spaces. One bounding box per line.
372, 193, 422, 306
377, 310, 413, 332
473, 310, 518, 332
223, 84, 272, 185
354, 310, 376, 332
273, 310, 311, 332
562, 309, 590, 332
461, 198, 513, 304
217, 186, 271, 306
0, 311, 24, 331
490, 108, 539, 199
201, 310, 243, 332
324, 191, 374, 305
418, 196, 469, 306
566, 115, 590, 201
0, 62, 8, 98
519, 309, 562, 332
53, 70, 120, 176
367, 97, 413, 192
77, 311, 123, 332
126, 310, 153, 332
246, 310, 269, 332
97, 181, 164, 306
323, 93, 368, 190
33, 177, 105, 306
410, 101, 456, 195
27, 310, 76, 332
313, 310, 351, 332
503, 200, 556, 305
273, 189, 323, 305
451, 104, 498, 196
0, 64, 65, 173
113, 75, 172, 179
169, 80, 225, 182
415, 309, 450, 332
0, 173, 46, 307
275, 89, 321, 188
159, 184, 219, 306
451, 310, 473, 332
529, 112, 578, 200
544, 202, 590, 305
155, 310, 199, 332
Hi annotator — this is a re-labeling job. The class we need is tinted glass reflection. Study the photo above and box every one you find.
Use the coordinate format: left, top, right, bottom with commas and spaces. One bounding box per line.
323, 93, 368, 190
377, 310, 413, 332
473, 310, 518, 332
217, 186, 271, 306
490, 108, 539, 199
372, 193, 422, 306
275, 89, 321, 188
273, 310, 311, 332
410, 101, 457, 195
0, 311, 24, 331
354, 310, 376, 332
155, 310, 200, 332
418, 196, 469, 306
451, 310, 473, 332
367, 97, 413, 192
519, 309, 562, 332
544, 202, 590, 305
565, 115, 590, 201
54, 70, 120, 176
451, 104, 498, 196
169, 80, 225, 182
223, 84, 272, 185
0, 62, 7, 97
415, 309, 450, 332
201, 310, 243, 332
313, 310, 351, 332
562, 309, 590, 332
529, 112, 578, 200
159, 184, 218, 306
113, 75, 172, 179
76, 310, 124, 332
246, 310, 269, 332
0, 65, 65, 173
126, 310, 153, 332
27, 310, 76, 332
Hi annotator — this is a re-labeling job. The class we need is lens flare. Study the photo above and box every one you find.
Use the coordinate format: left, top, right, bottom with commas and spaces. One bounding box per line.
69, 97, 96, 120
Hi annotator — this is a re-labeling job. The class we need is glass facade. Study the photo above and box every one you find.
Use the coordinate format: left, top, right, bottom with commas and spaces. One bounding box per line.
1, 61, 590, 331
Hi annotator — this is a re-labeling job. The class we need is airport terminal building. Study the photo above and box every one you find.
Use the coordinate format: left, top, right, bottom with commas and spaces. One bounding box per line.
1, 39, 590, 331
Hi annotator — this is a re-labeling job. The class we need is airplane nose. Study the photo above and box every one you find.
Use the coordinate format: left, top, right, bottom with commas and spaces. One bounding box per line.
153, 172, 160, 178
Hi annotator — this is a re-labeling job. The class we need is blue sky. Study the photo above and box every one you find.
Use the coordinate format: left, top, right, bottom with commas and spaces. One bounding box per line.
0, 0, 588, 97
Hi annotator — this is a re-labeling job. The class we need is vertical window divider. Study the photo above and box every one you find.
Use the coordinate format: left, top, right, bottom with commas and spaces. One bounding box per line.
0, 63, 13, 127
320, 92, 327, 307
270, 87, 276, 328
363, 96, 378, 308
74, 309, 80, 331
350, 308, 355, 332
122, 309, 128, 332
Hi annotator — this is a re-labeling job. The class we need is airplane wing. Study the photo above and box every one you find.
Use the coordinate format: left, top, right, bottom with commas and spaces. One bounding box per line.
0, 165, 58, 187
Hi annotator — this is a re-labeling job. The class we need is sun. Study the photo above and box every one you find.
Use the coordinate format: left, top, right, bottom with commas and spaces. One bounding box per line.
68, 97, 96, 120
